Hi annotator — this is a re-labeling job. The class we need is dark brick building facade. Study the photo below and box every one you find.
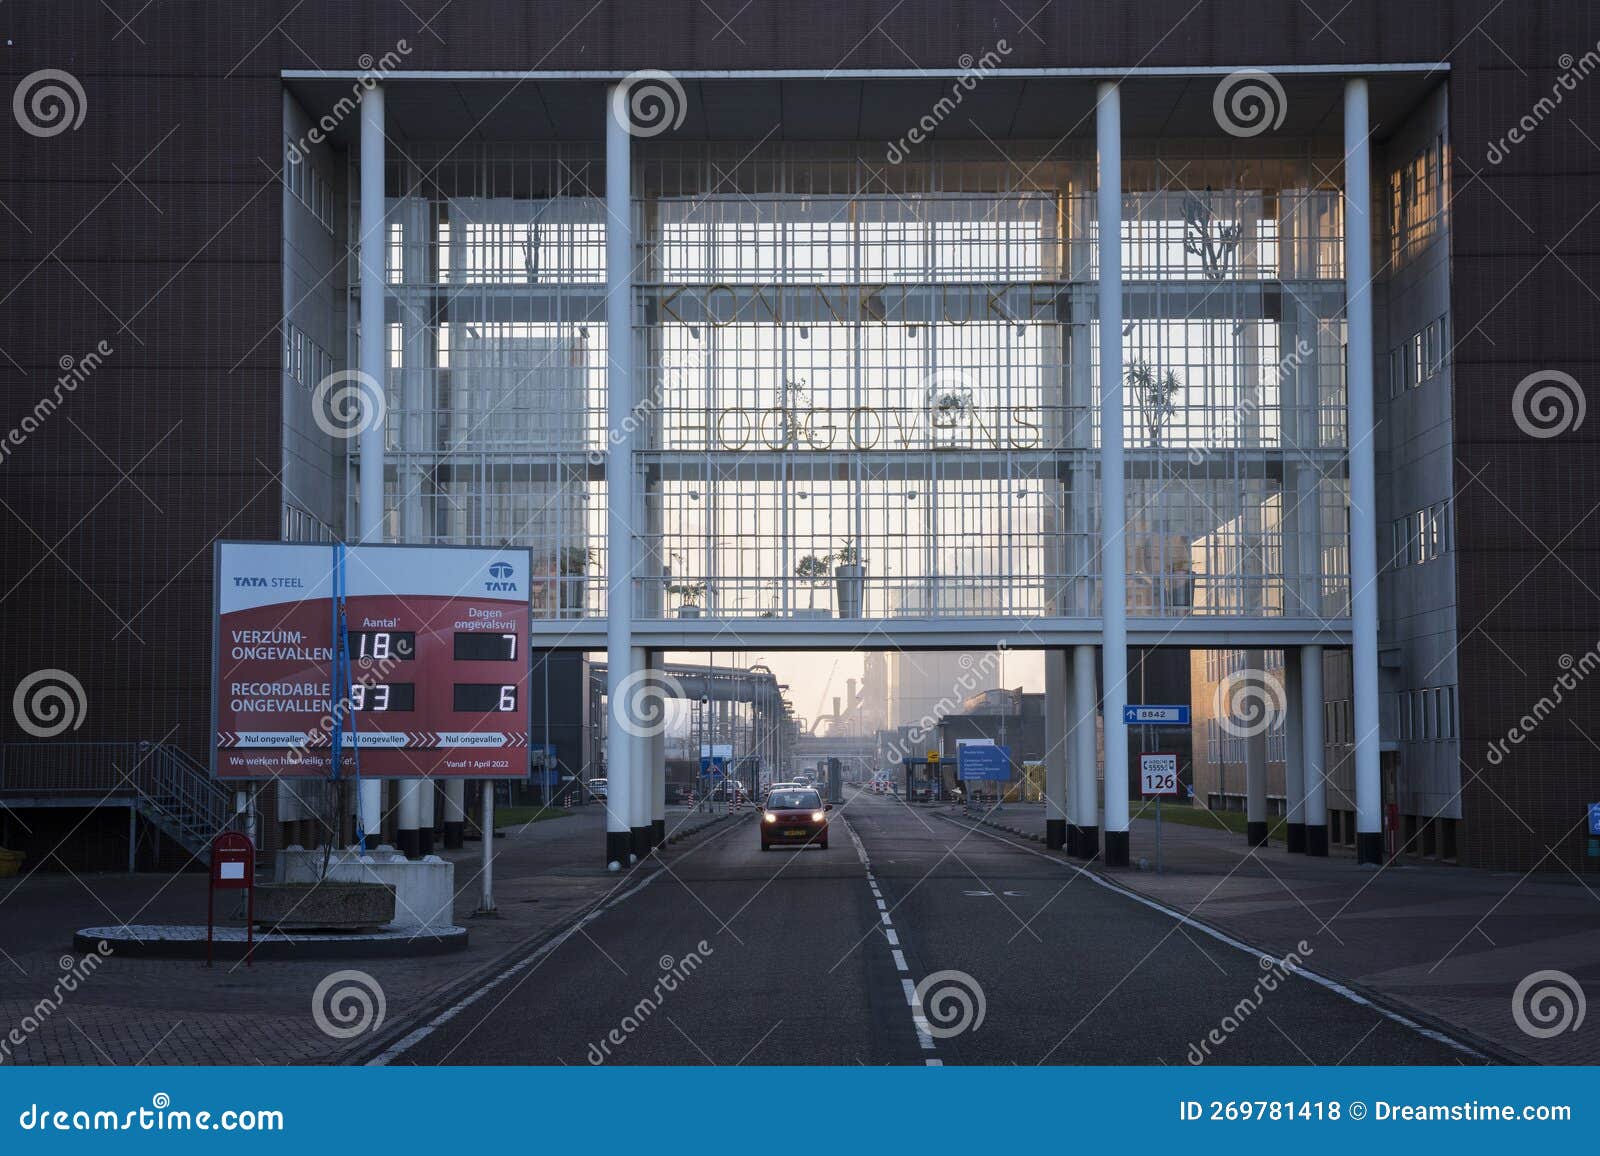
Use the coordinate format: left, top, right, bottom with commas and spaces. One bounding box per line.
2, 2, 1596, 870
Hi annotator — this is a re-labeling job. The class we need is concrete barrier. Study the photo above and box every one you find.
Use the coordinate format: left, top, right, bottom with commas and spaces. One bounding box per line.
275, 845, 456, 932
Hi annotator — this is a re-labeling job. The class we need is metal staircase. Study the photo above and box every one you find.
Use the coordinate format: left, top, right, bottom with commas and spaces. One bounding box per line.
0, 742, 235, 863
133, 744, 234, 861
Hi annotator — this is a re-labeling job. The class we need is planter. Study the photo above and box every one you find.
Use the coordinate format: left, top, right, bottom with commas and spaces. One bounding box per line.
559, 575, 586, 618
834, 563, 865, 619
677, 605, 702, 618
252, 881, 396, 931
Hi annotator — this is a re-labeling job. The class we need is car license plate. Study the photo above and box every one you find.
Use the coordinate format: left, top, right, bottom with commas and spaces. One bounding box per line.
784, 828, 808, 837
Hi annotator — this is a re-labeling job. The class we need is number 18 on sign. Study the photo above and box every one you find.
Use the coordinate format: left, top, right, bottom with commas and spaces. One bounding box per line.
1140, 752, 1180, 874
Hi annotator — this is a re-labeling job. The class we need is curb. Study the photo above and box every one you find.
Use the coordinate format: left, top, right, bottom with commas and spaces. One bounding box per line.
663, 810, 742, 846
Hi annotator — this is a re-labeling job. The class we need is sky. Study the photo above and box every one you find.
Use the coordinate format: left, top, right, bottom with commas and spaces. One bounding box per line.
664, 646, 1043, 735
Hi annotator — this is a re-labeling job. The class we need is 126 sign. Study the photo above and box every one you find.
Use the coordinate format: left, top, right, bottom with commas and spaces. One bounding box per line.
1140, 752, 1180, 797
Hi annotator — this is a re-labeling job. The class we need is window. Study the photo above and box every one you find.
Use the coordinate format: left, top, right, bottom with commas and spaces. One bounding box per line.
1396, 685, 1458, 743
1389, 501, 1452, 569
1389, 347, 1407, 398
1422, 316, 1447, 378
1389, 137, 1446, 264
388, 221, 404, 284
283, 136, 335, 233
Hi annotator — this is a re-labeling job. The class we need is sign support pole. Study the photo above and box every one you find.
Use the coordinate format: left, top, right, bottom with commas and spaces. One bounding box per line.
1156, 794, 1162, 875
475, 782, 497, 917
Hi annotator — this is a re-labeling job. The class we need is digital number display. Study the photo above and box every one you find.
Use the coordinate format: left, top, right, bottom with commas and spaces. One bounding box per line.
454, 632, 518, 661
454, 683, 518, 713
348, 631, 416, 661
350, 682, 415, 712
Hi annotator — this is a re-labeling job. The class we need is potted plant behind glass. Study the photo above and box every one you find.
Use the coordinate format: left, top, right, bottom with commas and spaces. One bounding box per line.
833, 539, 865, 619
794, 554, 834, 618
667, 581, 705, 618
557, 545, 592, 619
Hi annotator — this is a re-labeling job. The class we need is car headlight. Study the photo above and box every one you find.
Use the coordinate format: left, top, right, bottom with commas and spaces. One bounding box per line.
763, 812, 777, 823
812, 810, 826, 822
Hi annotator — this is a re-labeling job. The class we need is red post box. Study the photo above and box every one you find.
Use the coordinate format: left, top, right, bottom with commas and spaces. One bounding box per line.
208, 832, 255, 967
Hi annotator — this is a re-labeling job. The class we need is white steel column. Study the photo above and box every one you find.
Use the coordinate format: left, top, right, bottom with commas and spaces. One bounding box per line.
358, 84, 386, 543
356, 84, 386, 847
1344, 78, 1383, 866
417, 778, 435, 855
1244, 653, 1269, 847
630, 645, 653, 854
648, 649, 665, 845
1044, 649, 1069, 850
442, 778, 467, 849
395, 780, 421, 858
1096, 82, 1129, 867
604, 84, 637, 869
1301, 645, 1329, 855
1072, 643, 1100, 859
1283, 649, 1307, 852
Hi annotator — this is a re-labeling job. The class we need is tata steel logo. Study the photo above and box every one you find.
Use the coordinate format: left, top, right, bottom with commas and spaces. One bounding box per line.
485, 561, 518, 593
232, 575, 305, 589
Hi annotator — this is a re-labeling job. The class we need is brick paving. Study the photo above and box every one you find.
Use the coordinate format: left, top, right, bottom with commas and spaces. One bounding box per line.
941, 799, 1600, 1064
0, 805, 735, 1066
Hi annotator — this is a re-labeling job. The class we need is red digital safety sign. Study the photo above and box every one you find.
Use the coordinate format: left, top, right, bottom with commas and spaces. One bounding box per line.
211, 542, 533, 780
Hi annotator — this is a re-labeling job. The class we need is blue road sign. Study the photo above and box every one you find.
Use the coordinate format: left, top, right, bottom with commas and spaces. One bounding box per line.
958, 744, 1012, 781
1589, 803, 1600, 837
1122, 704, 1190, 726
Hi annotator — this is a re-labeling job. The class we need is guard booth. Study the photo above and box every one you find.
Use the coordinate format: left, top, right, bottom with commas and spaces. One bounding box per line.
901, 753, 945, 803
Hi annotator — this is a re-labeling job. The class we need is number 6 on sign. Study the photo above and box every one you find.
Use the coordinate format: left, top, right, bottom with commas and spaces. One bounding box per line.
1140, 752, 1180, 797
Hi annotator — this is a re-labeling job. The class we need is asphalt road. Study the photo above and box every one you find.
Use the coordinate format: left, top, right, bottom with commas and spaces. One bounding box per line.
389, 790, 1478, 1066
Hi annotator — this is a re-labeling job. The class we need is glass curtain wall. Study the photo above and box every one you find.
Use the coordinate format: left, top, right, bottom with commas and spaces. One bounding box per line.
358, 138, 1350, 623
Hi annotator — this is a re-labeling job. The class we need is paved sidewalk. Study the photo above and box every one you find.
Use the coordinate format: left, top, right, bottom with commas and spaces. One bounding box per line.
0, 805, 739, 1065
939, 800, 1600, 1064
